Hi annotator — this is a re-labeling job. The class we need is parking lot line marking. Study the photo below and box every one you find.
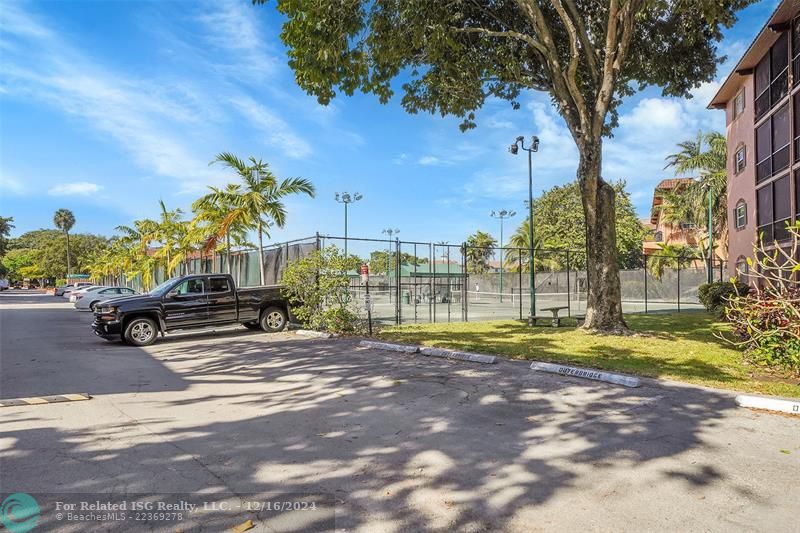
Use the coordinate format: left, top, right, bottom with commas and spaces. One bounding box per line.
0, 393, 91, 407
63, 393, 90, 401
23, 397, 48, 405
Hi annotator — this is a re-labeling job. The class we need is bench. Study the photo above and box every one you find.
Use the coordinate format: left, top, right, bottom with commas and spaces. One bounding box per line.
535, 305, 569, 327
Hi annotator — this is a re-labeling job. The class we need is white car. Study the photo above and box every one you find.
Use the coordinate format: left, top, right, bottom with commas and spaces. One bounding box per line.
73, 286, 138, 311
56, 282, 92, 297
69, 285, 107, 302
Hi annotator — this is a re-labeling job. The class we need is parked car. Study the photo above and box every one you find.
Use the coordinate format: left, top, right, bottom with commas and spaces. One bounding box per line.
0, 279, 9, 291
92, 273, 293, 346
75, 286, 138, 311
56, 282, 92, 296
61, 283, 93, 298
69, 285, 106, 302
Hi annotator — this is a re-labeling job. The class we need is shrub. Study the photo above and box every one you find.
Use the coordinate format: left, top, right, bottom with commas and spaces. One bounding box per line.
281, 246, 366, 335
698, 281, 749, 313
725, 288, 800, 373
722, 221, 800, 375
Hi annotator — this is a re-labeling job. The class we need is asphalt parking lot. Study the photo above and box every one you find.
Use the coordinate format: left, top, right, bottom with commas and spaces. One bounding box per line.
1, 291, 798, 532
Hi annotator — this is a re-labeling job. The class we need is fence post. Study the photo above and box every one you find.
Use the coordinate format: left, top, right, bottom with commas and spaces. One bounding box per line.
566, 250, 571, 317
644, 255, 649, 314
518, 248, 523, 320
429, 242, 435, 323
677, 258, 681, 313
395, 238, 401, 325
462, 243, 468, 322
414, 243, 419, 323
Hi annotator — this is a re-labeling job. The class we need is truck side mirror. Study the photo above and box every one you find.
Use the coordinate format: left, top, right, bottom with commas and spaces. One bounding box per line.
167, 289, 179, 299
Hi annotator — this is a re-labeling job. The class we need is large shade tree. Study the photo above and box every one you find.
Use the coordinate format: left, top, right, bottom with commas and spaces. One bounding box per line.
258, 0, 751, 332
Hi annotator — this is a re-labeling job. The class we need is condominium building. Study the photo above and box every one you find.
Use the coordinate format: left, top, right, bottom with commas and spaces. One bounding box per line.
709, 0, 799, 279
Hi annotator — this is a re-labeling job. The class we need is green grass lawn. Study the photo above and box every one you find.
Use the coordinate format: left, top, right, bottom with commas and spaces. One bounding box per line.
378, 312, 800, 398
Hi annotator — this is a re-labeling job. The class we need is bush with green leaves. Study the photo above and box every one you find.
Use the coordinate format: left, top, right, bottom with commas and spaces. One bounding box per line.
722, 221, 800, 375
698, 281, 749, 313
281, 246, 365, 335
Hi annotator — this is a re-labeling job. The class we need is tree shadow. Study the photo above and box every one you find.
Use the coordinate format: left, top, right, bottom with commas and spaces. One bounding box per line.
1, 336, 757, 531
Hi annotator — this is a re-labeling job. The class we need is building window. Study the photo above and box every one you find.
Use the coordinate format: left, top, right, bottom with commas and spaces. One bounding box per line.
735, 200, 747, 229
733, 89, 745, 119
796, 168, 800, 217
756, 104, 790, 182
734, 146, 746, 173
757, 175, 792, 243
793, 16, 800, 84
755, 31, 789, 120
654, 230, 663, 242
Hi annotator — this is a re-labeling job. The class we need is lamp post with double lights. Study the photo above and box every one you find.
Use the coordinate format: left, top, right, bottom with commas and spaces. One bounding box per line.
509, 135, 539, 325
490, 209, 516, 303
334, 192, 362, 257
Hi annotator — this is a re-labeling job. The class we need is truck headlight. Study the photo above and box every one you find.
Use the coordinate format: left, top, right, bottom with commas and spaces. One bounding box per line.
98, 305, 118, 315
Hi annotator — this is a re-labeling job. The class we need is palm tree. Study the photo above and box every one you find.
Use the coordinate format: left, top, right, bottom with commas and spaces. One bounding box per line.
192, 183, 251, 274
53, 209, 76, 278
115, 218, 159, 290
151, 200, 186, 277
463, 230, 497, 274
664, 131, 728, 272
506, 217, 545, 272
647, 243, 701, 281
0, 216, 14, 257
210, 152, 315, 285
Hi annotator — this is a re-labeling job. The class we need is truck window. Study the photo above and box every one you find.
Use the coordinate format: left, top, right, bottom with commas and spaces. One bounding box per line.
208, 277, 231, 293
174, 279, 205, 295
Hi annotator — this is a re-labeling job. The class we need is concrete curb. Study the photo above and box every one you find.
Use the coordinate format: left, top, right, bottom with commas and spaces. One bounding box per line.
296, 329, 334, 339
735, 394, 800, 415
530, 361, 641, 388
419, 347, 497, 364
359, 340, 419, 353
0, 393, 91, 407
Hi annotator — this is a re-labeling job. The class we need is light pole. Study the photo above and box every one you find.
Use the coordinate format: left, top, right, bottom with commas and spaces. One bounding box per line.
509, 135, 539, 325
382, 228, 399, 302
490, 209, 516, 302
335, 192, 362, 257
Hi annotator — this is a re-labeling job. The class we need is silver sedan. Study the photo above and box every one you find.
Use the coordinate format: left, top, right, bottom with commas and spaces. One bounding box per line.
73, 286, 138, 311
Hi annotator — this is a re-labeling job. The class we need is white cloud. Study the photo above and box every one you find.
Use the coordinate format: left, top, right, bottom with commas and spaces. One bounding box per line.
195, 0, 277, 81
229, 96, 312, 159
418, 155, 447, 166
0, 172, 26, 195
392, 153, 408, 165
48, 181, 103, 196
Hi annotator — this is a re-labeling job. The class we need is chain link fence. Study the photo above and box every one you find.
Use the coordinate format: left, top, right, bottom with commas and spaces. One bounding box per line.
101, 234, 726, 329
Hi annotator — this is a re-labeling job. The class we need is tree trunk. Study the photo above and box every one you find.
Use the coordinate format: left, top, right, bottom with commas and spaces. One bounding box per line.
226, 231, 232, 274
65, 231, 71, 278
578, 140, 627, 333
257, 222, 265, 285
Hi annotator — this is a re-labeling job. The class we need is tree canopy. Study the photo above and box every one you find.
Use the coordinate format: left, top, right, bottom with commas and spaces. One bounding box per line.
2, 229, 108, 281
507, 179, 645, 270
259, 0, 752, 331
261, 0, 749, 137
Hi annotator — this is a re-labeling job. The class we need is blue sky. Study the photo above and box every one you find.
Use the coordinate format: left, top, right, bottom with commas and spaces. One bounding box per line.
0, 0, 779, 249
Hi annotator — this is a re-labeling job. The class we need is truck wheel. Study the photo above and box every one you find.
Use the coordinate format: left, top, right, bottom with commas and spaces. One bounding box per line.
260, 307, 287, 333
124, 317, 158, 346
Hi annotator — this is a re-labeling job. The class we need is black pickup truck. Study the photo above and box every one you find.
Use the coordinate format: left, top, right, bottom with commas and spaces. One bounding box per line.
92, 273, 293, 346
